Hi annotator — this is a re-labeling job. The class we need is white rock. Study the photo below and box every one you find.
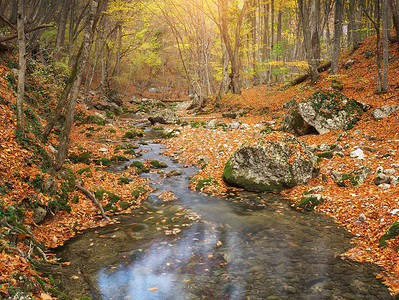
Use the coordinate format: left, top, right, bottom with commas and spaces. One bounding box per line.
350, 148, 365, 160
375, 166, 384, 174
99, 148, 108, 153
229, 122, 240, 129
390, 209, 399, 215
378, 183, 391, 189
384, 168, 396, 175
358, 213, 366, 222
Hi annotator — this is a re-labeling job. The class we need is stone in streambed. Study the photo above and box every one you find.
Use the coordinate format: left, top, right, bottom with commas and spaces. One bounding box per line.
222, 135, 318, 192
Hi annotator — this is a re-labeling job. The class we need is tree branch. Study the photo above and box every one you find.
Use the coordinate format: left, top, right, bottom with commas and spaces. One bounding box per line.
76, 180, 108, 220
0, 14, 15, 29
0, 23, 53, 43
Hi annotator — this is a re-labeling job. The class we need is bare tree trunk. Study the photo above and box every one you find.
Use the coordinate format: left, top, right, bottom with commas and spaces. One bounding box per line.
116, 22, 122, 78
331, 0, 343, 75
382, 0, 389, 91
298, 0, 319, 82
16, 0, 26, 137
390, 0, 399, 40
310, 0, 321, 60
55, 0, 104, 171
55, 0, 69, 61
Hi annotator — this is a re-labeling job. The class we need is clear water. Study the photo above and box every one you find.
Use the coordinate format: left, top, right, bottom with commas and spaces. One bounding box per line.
56, 136, 392, 300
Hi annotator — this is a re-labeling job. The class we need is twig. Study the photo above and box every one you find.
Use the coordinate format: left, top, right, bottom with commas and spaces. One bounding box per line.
76, 180, 109, 220
0, 14, 15, 30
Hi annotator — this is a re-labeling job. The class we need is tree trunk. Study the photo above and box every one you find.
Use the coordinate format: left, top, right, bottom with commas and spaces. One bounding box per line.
382, 0, 389, 91
331, 0, 343, 75
116, 22, 122, 78
54, 0, 69, 61
310, 0, 321, 60
16, 0, 26, 137
390, 0, 399, 39
298, 0, 319, 82
54, 0, 104, 170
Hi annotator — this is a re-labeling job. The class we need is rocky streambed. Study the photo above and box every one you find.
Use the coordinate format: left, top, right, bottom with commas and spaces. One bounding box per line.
53, 129, 392, 299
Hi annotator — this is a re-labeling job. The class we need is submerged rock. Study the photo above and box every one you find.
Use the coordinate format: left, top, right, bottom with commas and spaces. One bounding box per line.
222, 135, 318, 192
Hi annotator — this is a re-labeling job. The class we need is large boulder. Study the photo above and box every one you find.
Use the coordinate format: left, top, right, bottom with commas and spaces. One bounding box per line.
148, 109, 179, 124
222, 135, 318, 192
282, 90, 368, 135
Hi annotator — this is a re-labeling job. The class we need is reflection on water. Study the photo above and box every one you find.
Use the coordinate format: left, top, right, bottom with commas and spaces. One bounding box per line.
57, 137, 391, 299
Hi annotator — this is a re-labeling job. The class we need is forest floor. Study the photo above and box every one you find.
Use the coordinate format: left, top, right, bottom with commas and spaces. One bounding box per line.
0, 35, 398, 298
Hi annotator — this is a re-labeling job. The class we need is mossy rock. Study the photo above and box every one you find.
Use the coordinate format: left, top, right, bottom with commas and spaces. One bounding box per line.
131, 190, 141, 199
124, 130, 144, 139
94, 189, 121, 203
379, 221, 399, 247
69, 151, 92, 164
119, 201, 131, 210
110, 155, 129, 162
124, 149, 136, 155
150, 160, 168, 168
336, 167, 371, 187
315, 152, 334, 159
131, 161, 144, 169
77, 115, 106, 126
162, 129, 181, 138
58, 168, 76, 193
115, 143, 139, 152
297, 194, 325, 210
170, 170, 183, 176
118, 177, 132, 185
95, 158, 112, 166
103, 203, 117, 212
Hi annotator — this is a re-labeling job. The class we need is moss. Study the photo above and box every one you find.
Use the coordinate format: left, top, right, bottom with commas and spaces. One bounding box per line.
103, 203, 116, 212
77, 167, 92, 177
379, 221, 399, 247
71, 195, 79, 204
115, 143, 139, 152
131, 161, 144, 169
118, 177, 132, 185
124, 149, 136, 155
95, 158, 112, 166
150, 160, 168, 168
196, 177, 219, 191
76, 115, 106, 126
94, 189, 121, 203
131, 190, 140, 199
297, 195, 325, 210
124, 130, 144, 138
337, 173, 360, 187
315, 152, 334, 159
119, 201, 131, 210
110, 155, 129, 162
68, 151, 92, 164
162, 129, 181, 138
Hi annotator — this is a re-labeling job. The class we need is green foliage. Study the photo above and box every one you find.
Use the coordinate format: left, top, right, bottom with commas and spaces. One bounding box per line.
315, 152, 334, 159
191, 121, 206, 128
196, 177, 218, 191
119, 201, 131, 210
124, 149, 136, 155
131, 161, 144, 169
5, 73, 17, 92
75, 113, 106, 126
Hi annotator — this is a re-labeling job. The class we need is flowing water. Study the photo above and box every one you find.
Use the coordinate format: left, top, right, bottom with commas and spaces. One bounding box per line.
56, 131, 392, 300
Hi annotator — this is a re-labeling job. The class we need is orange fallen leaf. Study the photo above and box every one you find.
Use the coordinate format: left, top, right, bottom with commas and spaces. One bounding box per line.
149, 287, 158, 292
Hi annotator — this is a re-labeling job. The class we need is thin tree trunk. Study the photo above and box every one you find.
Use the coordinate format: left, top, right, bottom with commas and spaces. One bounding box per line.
116, 22, 122, 78
16, 0, 26, 137
390, 0, 399, 39
55, 0, 103, 171
382, 0, 389, 91
331, 0, 343, 75
54, 0, 69, 61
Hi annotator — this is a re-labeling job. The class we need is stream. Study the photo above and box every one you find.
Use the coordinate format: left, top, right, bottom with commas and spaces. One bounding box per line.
55, 129, 392, 299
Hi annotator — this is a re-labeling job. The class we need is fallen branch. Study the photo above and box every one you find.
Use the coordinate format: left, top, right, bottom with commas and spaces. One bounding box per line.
0, 23, 53, 43
76, 180, 108, 220
282, 61, 332, 90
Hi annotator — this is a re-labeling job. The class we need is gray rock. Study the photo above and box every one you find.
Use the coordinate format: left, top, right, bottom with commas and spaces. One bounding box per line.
378, 183, 391, 189
240, 123, 251, 130
33, 206, 47, 224
229, 122, 240, 129
99, 147, 108, 153
148, 87, 162, 94
206, 119, 219, 129
222, 136, 318, 192
44, 178, 57, 195
93, 100, 120, 113
148, 109, 179, 124
336, 166, 371, 187
358, 213, 366, 222
374, 173, 392, 185
350, 148, 365, 159
282, 94, 365, 135
384, 168, 396, 175
392, 177, 399, 185
306, 185, 325, 194
345, 59, 355, 69
375, 166, 384, 174
372, 105, 399, 121
363, 146, 378, 153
